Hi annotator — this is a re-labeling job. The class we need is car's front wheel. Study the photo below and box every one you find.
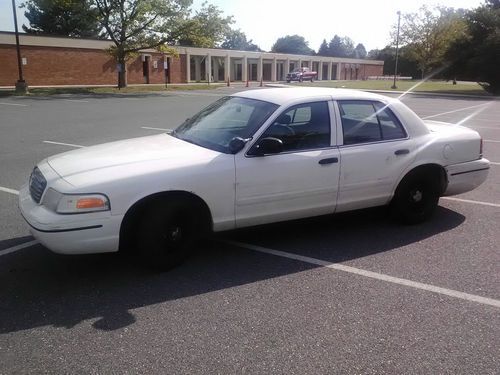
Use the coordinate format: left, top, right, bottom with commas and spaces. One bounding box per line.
136, 199, 200, 270
391, 172, 440, 224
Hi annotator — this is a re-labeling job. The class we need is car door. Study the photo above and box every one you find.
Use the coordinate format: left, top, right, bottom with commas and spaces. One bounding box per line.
335, 100, 416, 212
234, 100, 341, 228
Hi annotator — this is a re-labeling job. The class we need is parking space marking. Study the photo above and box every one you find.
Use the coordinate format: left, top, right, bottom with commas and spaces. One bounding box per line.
421, 103, 491, 119
0, 240, 39, 257
442, 197, 500, 208
224, 240, 500, 308
490, 162, 500, 166
43, 140, 85, 148
141, 126, 172, 132
0, 186, 19, 195
0, 102, 28, 107
470, 125, 500, 130
484, 139, 500, 143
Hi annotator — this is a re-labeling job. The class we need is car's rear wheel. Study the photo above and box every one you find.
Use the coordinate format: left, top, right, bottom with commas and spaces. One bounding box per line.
299, 77, 303, 82
391, 172, 440, 224
136, 199, 200, 270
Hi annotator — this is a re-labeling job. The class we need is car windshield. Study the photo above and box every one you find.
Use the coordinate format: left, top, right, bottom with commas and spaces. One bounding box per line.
172, 96, 278, 153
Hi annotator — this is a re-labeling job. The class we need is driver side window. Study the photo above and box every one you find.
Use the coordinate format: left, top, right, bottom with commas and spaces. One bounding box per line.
260, 101, 331, 152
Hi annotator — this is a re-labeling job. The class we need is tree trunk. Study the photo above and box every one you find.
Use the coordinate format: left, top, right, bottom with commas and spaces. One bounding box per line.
117, 53, 127, 88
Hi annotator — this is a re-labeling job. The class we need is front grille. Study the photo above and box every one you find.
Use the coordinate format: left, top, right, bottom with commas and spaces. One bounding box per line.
29, 167, 47, 203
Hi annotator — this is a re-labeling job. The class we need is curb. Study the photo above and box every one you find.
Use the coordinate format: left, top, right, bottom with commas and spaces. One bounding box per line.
364, 89, 499, 100
262, 84, 499, 100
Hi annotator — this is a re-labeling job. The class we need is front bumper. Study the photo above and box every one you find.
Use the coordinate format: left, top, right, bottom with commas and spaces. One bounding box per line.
18, 183, 122, 254
443, 158, 490, 196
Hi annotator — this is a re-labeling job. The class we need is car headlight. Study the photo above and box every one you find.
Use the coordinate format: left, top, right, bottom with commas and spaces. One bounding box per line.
43, 188, 110, 214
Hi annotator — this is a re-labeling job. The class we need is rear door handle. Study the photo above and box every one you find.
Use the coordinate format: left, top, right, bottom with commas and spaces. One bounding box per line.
394, 149, 410, 155
318, 157, 339, 165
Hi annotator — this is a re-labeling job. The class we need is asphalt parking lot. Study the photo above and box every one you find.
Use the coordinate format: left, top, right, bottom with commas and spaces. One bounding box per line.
0, 87, 499, 373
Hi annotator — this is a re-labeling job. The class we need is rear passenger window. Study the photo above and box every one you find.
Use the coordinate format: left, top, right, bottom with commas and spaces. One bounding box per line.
373, 102, 407, 140
338, 101, 406, 145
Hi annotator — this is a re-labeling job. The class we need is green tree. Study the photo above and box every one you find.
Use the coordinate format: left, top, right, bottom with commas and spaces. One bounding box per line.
172, 2, 233, 47
271, 35, 314, 55
368, 46, 419, 77
317, 39, 329, 56
445, 0, 500, 93
327, 35, 341, 56
353, 43, 367, 59
221, 29, 261, 51
397, 5, 468, 78
328, 35, 354, 57
93, 0, 191, 88
22, 0, 102, 37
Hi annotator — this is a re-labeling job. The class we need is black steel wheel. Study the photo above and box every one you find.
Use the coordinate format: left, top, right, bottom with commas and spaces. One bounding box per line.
137, 199, 199, 270
391, 172, 440, 224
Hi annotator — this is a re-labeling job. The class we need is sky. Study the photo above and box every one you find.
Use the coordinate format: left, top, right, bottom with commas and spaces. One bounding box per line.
0, 0, 485, 52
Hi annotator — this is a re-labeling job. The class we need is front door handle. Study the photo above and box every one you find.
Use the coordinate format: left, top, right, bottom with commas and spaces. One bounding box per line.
318, 157, 339, 165
394, 149, 410, 155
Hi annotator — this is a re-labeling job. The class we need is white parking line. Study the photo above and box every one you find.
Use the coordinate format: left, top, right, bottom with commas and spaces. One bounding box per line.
442, 197, 500, 208
490, 162, 500, 166
141, 126, 172, 132
43, 140, 85, 148
484, 139, 500, 143
223, 240, 500, 308
470, 126, 500, 130
421, 103, 491, 119
0, 240, 39, 257
0, 186, 19, 195
0, 102, 28, 107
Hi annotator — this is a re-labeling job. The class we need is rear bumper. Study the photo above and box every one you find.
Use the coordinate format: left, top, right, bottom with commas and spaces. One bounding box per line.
443, 158, 490, 196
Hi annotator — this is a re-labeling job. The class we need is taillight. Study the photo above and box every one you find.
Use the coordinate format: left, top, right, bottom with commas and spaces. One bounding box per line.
480, 137, 483, 157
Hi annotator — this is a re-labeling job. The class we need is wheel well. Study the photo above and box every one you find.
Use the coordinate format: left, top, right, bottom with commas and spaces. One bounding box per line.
396, 164, 448, 196
119, 191, 213, 252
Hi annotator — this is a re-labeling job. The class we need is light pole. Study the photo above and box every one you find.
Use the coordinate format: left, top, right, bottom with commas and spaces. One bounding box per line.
391, 10, 401, 90
12, 0, 28, 93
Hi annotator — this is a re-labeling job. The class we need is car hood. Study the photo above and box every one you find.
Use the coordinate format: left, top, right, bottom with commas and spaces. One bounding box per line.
47, 133, 218, 179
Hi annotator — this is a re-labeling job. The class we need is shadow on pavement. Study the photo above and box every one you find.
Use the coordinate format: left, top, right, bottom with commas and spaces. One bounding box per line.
0, 205, 464, 333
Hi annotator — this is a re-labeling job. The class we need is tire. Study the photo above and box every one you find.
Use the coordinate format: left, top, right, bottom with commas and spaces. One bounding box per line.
391, 172, 440, 224
310, 77, 314, 82
136, 199, 200, 270
299, 77, 303, 83
286, 80, 290, 83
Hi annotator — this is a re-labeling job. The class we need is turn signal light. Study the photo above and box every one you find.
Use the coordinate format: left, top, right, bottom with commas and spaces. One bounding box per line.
76, 197, 106, 209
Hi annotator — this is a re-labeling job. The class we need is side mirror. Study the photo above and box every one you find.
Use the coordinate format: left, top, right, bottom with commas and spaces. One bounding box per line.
249, 137, 283, 156
228, 137, 248, 154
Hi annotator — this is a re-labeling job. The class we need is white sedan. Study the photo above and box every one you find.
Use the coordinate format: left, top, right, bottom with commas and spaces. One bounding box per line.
19, 88, 490, 269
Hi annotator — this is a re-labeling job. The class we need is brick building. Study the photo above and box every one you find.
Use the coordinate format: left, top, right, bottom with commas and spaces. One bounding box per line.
0, 31, 384, 87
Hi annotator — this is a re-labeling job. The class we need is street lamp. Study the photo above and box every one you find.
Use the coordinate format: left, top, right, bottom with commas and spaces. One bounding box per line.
391, 11, 401, 90
11, 0, 28, 93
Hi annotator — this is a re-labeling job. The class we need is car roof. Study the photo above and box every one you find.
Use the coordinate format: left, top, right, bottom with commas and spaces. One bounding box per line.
232, 87, 391, 106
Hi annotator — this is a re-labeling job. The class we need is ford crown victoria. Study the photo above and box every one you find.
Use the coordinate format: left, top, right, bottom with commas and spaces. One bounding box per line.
19, 88, 490, 269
